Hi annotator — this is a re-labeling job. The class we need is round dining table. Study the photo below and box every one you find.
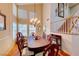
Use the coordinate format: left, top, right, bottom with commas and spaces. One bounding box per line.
28, 37, 50, 56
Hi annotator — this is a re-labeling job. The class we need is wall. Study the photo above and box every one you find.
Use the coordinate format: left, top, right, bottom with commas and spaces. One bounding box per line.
0, 4, 14, 55
50, 4, 72, 54
61, 34, 72, 54
51, 3, 70, 32
43, 3, 72, 54
70, 4, 79, 16
17, 4, 43, 36
69, 4, 79, 56
71, 35, 79, 56
61, 34, 79, 56
51, 33, 72, 55
43, 3, 52, 34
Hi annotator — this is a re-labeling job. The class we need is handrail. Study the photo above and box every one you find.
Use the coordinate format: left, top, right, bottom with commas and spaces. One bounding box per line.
69, 16, 79, 33
58, 16, 79, 34
54, 16, 72, 23
58, 16, 72, 32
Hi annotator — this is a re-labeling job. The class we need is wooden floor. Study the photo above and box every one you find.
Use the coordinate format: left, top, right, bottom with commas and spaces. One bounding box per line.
6, 43, 70, 56
6, 44, 20, 56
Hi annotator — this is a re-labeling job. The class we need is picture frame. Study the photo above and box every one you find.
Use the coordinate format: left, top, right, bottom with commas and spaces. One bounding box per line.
58, 3, 64, 18
0, 13, 6, 31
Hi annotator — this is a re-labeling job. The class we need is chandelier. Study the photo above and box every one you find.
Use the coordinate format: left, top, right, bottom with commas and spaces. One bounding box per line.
30, 4, 40, 26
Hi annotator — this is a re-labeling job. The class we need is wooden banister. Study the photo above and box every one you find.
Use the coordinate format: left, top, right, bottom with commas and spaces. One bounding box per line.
58, 16, 79, 34
69, 17, 79, 33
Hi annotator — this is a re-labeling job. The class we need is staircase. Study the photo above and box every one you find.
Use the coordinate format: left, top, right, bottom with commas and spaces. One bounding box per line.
58, 16, 79, 34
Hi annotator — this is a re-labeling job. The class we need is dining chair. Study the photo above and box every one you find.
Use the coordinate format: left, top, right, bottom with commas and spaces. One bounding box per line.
16, 32, 27, 56
51, 34, 62, 50
47, 34, 54, 45
43, 44, 59, 56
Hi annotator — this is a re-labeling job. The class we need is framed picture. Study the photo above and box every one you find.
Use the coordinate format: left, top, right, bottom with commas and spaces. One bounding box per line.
58, 3, 64, 18
0, 13, 6, 31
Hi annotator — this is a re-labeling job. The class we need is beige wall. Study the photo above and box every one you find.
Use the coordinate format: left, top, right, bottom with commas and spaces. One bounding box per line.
43, 4, 52, 34
0, 4, 14, 55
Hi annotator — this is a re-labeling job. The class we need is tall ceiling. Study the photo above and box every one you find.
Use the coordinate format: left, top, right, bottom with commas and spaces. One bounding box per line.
68, 3, 79, 8
16, 3, 79, 9
16, 3, 43, 11
14, 3, 43, 24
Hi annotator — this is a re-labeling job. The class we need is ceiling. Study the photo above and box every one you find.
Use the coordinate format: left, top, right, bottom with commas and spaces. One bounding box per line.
16, 3, 79, 9
16, 3, 43, 11
68, 3, 79, 8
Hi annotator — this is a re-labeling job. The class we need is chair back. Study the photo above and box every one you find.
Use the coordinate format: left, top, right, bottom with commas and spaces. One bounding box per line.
16, 32, 27, 56
51, 34, 62, 50
43, 44, 59, 56
47, 34, 52, 44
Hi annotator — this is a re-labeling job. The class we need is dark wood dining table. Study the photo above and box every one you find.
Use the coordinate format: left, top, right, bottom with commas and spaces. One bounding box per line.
28, 37, 50, 56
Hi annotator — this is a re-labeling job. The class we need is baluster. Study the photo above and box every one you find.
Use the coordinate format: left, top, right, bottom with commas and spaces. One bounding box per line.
66, 19, 68, 33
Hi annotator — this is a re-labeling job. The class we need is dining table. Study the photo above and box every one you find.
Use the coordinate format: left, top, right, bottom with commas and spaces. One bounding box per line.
28, 36, 50, 56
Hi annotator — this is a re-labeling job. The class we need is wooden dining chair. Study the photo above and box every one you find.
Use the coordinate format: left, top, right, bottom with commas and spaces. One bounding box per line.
16, 32, 27, 56
51, 34, 62, 50
47, 34, 52, 44
43, 44, 59, 56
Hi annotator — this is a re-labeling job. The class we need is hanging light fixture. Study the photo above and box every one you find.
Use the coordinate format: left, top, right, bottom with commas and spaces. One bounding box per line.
33, 17, 38, 23
30, 18, 34, 23
30, 4, 36, 24
36, 20, 40, 24
34, 4, 38, 24
30, 4, 41, 26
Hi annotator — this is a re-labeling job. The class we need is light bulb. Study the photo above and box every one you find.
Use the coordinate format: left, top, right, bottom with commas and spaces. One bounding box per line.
37, 20, 40, 24
30, 18, 34, 23
34, 17, 38, 23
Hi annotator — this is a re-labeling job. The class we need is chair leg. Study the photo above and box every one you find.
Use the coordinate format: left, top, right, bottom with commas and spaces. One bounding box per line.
20, 51, 22, 56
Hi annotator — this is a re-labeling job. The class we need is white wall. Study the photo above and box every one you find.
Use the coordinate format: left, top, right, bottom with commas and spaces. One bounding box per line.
51, 3, 70, 32
43, 3, 72, 54
61, 34, 72, 54
43, 3, 79, 55
70, 4, 79, 33
69, 4, 79, 56
50, 4, 72, 54
0, 4, 14, 55
71, 35, 79, 56
52, 4, 79, 55
70, 4, 79, 16
61, 34, 79, 56
43, 4, 52, 34
52, 33, 72, 55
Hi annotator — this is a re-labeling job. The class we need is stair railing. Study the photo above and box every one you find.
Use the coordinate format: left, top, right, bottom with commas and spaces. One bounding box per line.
58, 16, 79, 34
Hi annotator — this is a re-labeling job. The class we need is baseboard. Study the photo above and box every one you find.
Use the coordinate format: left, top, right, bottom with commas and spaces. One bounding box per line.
3, 41, 70, 56
59, 50, 70, 56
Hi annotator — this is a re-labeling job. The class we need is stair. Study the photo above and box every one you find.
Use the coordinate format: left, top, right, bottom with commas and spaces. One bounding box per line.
58, 16, 79, 34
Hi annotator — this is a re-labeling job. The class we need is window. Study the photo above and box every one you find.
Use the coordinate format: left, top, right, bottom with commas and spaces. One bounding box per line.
13, 23, 17, 39
13, 23, 27, 39
29, 25, 36, 36
29, 11, 37, 36
18, 24, 27, 36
